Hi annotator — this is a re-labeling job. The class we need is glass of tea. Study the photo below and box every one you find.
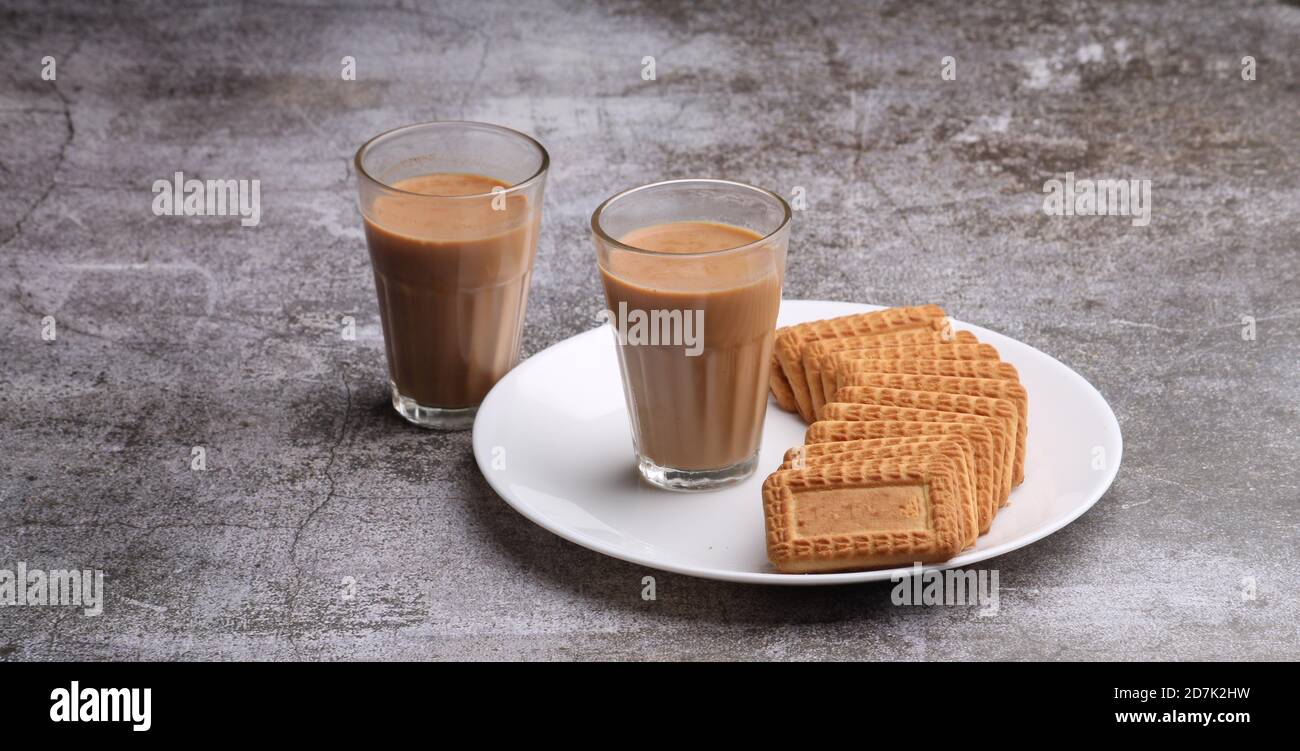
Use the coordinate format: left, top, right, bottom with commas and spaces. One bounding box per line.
355, 121, 549, 429
592, 179, 791, 490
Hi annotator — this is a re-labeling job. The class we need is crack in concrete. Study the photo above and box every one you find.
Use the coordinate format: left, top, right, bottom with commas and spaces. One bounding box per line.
1110, 309, 1300, 335
0, 106, 66, 114
457, 30, 491, 120
224, 31, 359, 239
282, 368, 353, 656
844, 87, 942, 259
5, 38, 82, 320
9, 519, 294, 533
865, 170, 937, 257
844, 95, 938, 259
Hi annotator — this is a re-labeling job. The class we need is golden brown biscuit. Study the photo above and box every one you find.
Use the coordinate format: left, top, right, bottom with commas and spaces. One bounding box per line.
798, 422, 1001, 533
835, 357, 1019, 384
814, 402, 1014, 507
763, 455, 972, 573
840, 373, 1028, 486
821, 342, 1001, 412
825, 388, 1021, 496
803, 325, 973, 416
778, 438, 978, 548
781, 434, 963, 470
769, 366, 799, 412
773, 305, 947, 422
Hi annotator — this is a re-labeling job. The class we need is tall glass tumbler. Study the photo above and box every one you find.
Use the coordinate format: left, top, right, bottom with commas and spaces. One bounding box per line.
355, 121, 549, 429
592, 179, 791, 491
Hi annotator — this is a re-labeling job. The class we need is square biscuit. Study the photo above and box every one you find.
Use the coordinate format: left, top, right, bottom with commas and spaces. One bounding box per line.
803, 326, 975, 417
769, 366, 800, 412
773, 305, 947, 422
814, 402, 1014, 507
835, 357, 1019, 384
799, 421, 1001, 533
779, 438, 979, 548
782, 434, 968, 471
763, 455, 970, 573
826, 385, 1020, 492
821, 342, 1001, 412
840, 373, 1029, 486
829, 386, 1022, 493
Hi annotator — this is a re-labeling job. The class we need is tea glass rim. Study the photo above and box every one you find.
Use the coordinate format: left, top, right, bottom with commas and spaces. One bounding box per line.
354, 120, 550, 200
590, 178, 792, 259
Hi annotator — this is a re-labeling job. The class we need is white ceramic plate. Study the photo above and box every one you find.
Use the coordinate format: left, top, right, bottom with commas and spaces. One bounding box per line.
473, 300, 1122, 585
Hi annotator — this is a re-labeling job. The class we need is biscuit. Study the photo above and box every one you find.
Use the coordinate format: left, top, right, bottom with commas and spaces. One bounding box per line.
814, 403, 1013, 507
797, 422, 1000, 532
803, 326, 974, 417
835, 357, 1019, 384
781, 434, 964, 470
773, 305, 947, 422
769, 366, 800, 412
840, 373, 1028, 485
779, 438, 979, 548
762, 455, 970, 573
821, 342, 1001, 413
825, 388, 1021, 496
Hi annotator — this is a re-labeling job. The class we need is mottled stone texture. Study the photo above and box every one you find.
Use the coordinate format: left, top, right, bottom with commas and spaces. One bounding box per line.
1, 0, 1297, 661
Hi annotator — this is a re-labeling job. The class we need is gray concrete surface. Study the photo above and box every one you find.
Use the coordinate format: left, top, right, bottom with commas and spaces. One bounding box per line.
1, 0, 1297, 661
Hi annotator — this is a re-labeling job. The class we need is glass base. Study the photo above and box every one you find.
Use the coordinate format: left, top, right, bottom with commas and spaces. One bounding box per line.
637, 451, 759, 492
390, 381, 476, 430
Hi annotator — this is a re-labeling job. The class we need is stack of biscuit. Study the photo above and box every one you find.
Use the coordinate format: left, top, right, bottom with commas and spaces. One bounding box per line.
762, 305, 1027, 574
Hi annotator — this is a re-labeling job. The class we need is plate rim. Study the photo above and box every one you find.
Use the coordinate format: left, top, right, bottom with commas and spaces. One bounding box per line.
473, 299, 1123, 585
